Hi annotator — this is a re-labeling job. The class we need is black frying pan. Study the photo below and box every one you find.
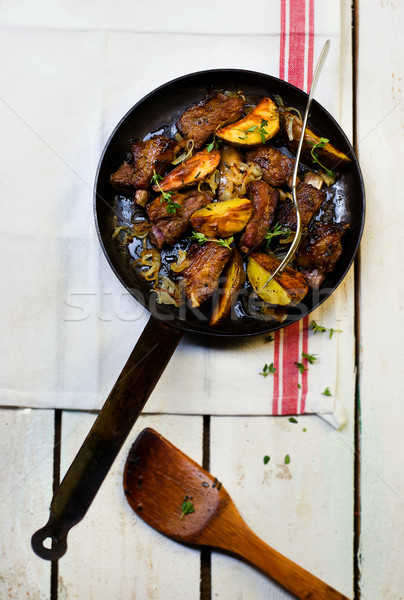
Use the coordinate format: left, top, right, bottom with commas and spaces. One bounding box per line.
32, 69, 365, 560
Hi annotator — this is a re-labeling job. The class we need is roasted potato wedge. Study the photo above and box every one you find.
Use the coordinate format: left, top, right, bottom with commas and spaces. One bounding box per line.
190, 197, 253, 238
247, 252, 308, 306
210, 250, 246, 326
216, 97, 279, 146
152, 148, 220, 192
283, 111, 351, 171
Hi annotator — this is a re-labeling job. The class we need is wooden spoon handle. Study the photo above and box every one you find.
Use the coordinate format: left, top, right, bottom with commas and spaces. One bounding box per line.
230, 525, 349, 599
31, 317, 182, 560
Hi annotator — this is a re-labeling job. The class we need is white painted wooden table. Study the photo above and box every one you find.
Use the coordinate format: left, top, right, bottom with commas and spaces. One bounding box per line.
1, 2, 403, 599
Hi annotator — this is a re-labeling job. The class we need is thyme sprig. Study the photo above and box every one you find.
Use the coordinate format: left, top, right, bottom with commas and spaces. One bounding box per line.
189, 231, 234, 250
151, 169, 180, 214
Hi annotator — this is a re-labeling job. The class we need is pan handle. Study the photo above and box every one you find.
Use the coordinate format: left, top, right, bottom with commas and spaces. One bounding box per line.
31, 316, 183, 560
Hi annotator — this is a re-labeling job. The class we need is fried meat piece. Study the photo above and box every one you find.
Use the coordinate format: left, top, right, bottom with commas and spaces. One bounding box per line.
109, 162, 137, 194
295, 221, 349, 287
239, 180, 279, 253
110, 135, 176, 192
182, 242, 232, 308
176, 92, 245, 150
277, 181, 326, 230
147, 189, 213, 249
244, 146, 295, 188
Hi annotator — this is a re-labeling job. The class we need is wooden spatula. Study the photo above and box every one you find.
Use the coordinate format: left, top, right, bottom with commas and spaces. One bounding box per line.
123, 428, 349, 600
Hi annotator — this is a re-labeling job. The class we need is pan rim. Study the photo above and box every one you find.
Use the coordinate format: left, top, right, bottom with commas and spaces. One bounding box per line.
94, 68, 365, 339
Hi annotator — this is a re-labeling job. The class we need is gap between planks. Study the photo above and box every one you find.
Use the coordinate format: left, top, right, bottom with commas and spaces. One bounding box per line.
351, 1, 361, 599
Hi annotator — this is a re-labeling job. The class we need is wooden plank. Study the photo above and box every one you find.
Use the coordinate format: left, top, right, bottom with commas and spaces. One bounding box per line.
0, 408, 54, 599
357, 1, 404, 598
58, 412, 203, 599
210, 416, 354, 599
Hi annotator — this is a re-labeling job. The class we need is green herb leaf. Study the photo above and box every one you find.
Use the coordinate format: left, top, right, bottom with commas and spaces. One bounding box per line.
322, 387, 332, 397
307, 138, 335, 177
151, 169, 163, 185
288, 417, 298, 424
206, 136, 222, 152
297, 383, 302, 389
216, 236, 234, 250
264, 334, 275, 344
190, 231, 233, 250
284, 454, 291, 465
311, 320, 343, 338
303, 427, 307, 432
311, 320, 326, 334
190, 231, 208, 245
153, 169, 180, 214
180, 496, 195, 519
166, 201, 181, 214
295, 362, 306, 374
260, 362, 276, 377
302, 352, 317, 364
263, 455, 270, 465
264, 222, 292, 246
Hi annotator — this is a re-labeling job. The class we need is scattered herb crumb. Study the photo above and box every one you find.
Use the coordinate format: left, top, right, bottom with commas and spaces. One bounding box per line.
297, 383, 302, 389
264, 334, 275, 344
288, 417, 298, 424
260, 362, 276, 377
322, 387, 332, 396
295, 362, 306, 374
284, 454, 291, 465
302, 352, 317, 364
303, 428, 307, 432
311, 320, 343, 339
263, 455, 270, 464
180, 496, 195, 519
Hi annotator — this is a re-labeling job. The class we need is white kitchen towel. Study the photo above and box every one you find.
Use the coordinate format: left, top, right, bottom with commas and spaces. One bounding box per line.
0, 1, 351, 426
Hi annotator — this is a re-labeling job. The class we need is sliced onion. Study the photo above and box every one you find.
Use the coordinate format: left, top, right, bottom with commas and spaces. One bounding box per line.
286, 116, 295, 141
279, 190, 293, 202
319, 170, 337, 187
170, 250, 191, 273
151, 276, 182, 306
206, 169, 220, 193
133, 248, 161, 281
112, 225, 131, 239
285, 106, 302, 120
172, 139, 194, 165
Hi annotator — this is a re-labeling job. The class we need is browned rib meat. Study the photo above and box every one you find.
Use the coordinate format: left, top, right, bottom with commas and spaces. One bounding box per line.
277, 181, 326, 230
109, 162, 136, 194
239, 180, 279, 253
182, 242, 232, 307
110, 135, 176, 192
131, 136, 177, 189
147, 189, 213, 249
176, 92, 245, 150
244, 146, 295, 188
295, 221, 350, 287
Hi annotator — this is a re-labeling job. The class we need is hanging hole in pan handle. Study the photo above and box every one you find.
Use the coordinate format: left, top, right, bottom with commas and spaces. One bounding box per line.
31, 523, 68, 560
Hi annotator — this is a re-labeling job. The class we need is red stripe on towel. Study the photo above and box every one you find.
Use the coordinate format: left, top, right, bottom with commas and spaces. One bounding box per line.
300, 315, 309, 412
280, 321, 301, 414
274, 0, 314, 414
279, 0, 287, 81
272, 331, 281, 414
287, 0, 306, 90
